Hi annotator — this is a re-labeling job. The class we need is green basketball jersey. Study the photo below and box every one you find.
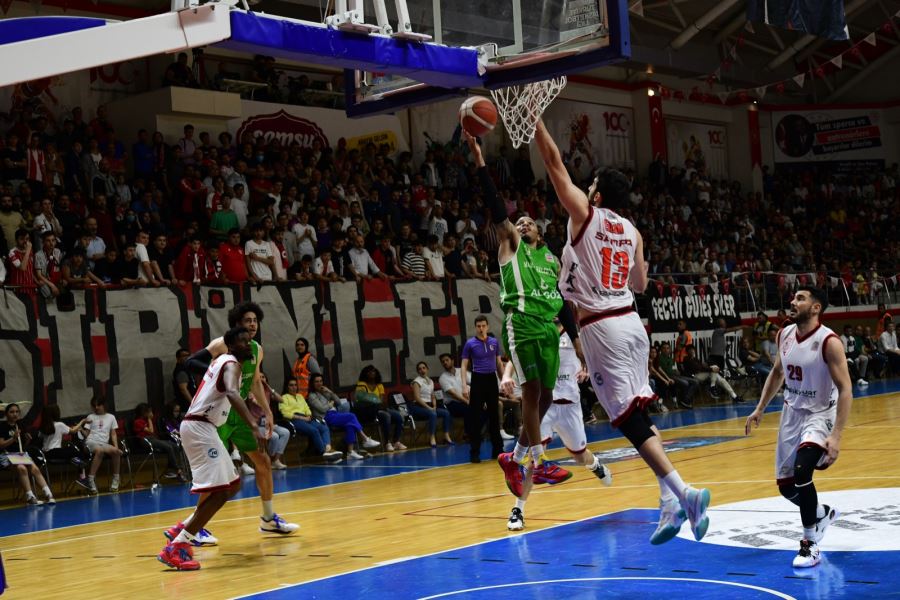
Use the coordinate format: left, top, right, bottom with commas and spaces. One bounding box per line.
239, 340, 260, 399
499, 241, 563, 321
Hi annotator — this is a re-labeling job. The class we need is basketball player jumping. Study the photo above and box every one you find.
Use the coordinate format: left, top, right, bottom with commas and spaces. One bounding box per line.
158, 326, 264, 570
532, 119, 712, 544
745, 286, 851, 567
464, 133, 573, 493
506, 317, 612, 531
166, 301, 298, 548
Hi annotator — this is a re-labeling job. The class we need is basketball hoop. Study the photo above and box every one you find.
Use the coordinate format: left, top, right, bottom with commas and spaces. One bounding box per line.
490, 76, 566, 149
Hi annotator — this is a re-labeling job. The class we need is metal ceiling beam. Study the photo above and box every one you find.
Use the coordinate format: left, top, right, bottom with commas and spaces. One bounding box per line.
826, 40, 900, 100
712, 13, 748, 44
631, 12, 682, 34
668, 0, 687, 28
669, 0, 743, 50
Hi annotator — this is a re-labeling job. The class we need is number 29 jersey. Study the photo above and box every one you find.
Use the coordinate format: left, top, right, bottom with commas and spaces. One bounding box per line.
778, 323, 839, 412
560, 207, 636, 313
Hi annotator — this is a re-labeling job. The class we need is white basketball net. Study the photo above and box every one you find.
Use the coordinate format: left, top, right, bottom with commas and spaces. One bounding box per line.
490, 76, 567, 149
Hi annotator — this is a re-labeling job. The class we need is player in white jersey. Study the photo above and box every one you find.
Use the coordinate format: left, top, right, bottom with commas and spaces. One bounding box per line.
506, 321, 612, 531
533, 119, 712, 545
158, 326, 264, 571
746, 286, 852, 568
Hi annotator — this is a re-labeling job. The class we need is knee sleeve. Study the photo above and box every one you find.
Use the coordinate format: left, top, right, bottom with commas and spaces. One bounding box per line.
794, 445, 824, 487
779, 482, 800, 505
618, 408, 655, 449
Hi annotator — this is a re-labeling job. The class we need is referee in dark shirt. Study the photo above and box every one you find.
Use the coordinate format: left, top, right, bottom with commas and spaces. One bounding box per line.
460, 315, 504, 463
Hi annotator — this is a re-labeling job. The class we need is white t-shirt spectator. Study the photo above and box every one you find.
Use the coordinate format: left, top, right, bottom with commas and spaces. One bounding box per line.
245, 239, 274, 281
429, 217, 449, 244
231, 197, 249, 229
43, 422, 70, 452
136, 242, 151, 281
456, 218, 477, 244
880, 330, 898, 353
292, 222, 317, 260
423, 246, 444, 278
85, 413, 117, 446
314, 256, 335, 278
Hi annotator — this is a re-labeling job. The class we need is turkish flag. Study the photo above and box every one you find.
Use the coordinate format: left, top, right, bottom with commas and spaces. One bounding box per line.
648, 94, 667, 161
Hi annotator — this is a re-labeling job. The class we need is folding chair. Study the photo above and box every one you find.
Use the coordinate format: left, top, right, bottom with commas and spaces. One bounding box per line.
122, 418, 160, 488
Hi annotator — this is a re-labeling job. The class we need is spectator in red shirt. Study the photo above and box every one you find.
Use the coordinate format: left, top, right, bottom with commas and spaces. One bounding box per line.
174, 235, 207, 284
178, 166, 207, 220
7, 228, 35, 292
218, 228, 248, 282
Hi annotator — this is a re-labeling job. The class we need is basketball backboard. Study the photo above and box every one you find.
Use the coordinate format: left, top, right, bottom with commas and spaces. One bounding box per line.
347, 0, 629, 117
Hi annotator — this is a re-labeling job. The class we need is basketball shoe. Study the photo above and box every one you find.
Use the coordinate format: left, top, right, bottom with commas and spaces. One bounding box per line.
590, 462, 612, 486
260, 513, 299, 534
792, 539, 821, 568
532, 460, 572, 485
158, 542, 200, 571
650, 498, 686, 545
497, 452, 524, 497
680, 487, 711, 541
507, 507, 525, 531
814, 505, 839, 544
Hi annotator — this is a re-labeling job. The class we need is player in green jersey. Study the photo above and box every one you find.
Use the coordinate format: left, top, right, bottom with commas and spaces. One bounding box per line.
169, 302, 299, 545
464, 133, 573, 495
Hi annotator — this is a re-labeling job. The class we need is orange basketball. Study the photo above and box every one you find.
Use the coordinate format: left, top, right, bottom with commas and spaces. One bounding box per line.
459, 96, 498, 137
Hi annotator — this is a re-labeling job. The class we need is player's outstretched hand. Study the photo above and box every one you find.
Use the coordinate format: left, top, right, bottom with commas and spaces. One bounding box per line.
744, 409, 762, 435
822, 435, 841, 466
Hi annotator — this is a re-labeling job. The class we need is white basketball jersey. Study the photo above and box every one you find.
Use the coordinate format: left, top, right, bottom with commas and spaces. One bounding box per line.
187, 354, 239, 426
553, 332, 581, 401
560, 207, 636, 312
779, 323, 839, 412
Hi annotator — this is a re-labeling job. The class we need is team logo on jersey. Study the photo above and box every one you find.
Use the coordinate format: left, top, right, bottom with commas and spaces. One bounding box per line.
826, 419, 833, 431
811, 341, 820, 352
545, 253, 556, 263
593, 372, 604, 386
604, 219, 624, 235
208, 448, 219, 459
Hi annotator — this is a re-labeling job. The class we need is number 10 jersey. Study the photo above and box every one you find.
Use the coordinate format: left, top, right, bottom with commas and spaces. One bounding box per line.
560, 206, 636, 313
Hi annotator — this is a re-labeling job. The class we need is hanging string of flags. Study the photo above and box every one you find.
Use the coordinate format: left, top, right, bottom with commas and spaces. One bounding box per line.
629, 4, 900, 105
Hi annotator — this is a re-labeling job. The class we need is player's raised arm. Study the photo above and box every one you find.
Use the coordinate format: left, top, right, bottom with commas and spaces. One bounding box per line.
464, 132, 518, 261
534, 119, 590, 230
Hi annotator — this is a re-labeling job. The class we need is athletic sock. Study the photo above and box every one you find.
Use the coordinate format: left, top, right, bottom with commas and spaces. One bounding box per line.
658, 476, 677, 503
182, 512, 196, 528
42, 485, 52, 498
513, 443, 529, 464
173, 529, 197, 545
25, 491, 36, 500
662, 470, 689, 503
514, 498, 526, 511
585, 454, 600, 471
816, 504, 826, 520
802, 526, 816, 541
262, 500, 275, 520
530, 446, 544, 466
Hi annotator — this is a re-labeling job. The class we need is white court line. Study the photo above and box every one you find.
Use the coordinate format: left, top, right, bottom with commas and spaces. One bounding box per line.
418, 577, 795, 600
230, 509, 625, 600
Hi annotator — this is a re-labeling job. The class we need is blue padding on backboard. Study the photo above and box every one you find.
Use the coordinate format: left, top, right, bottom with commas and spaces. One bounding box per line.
0, 16, 107, 46
219, 11, 482, 89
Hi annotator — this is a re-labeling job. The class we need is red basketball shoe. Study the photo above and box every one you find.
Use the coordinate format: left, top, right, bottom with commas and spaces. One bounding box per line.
157, 542, 200, 571
497, 452, 524, 497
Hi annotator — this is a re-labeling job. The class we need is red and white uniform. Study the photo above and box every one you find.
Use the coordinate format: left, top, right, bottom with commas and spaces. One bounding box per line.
541, 332, 587, 453
181, 354, 240, 493
560, 207, 654, 427
774, 323, 840, 483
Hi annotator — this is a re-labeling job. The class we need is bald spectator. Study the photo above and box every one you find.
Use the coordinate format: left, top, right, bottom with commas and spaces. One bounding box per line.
81, 217, 107, 267
347, 234, 386, 282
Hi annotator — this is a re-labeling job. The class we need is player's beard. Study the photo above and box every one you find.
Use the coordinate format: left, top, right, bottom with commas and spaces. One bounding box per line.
792, 306, 812, 325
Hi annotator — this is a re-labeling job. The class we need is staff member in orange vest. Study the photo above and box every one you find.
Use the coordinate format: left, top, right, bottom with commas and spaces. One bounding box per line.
674, 319, 693, 366
292, 337, 321, 397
